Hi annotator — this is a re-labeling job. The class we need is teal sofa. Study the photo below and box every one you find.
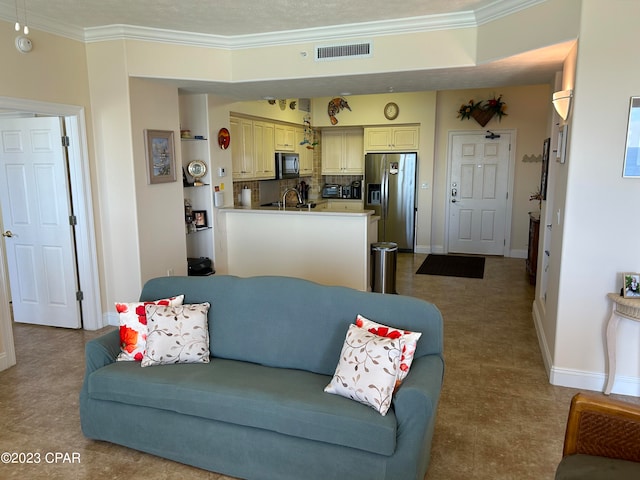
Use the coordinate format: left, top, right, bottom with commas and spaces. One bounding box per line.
80, 275, 444, 480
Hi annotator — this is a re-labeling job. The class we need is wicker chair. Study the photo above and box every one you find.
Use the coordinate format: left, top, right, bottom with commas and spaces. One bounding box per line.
555, 392, 640, 479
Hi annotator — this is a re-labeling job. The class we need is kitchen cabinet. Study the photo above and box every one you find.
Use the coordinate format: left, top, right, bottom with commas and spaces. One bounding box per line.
327, 199, 364, 211
364, 126, 419, 151
230, 117, 255, 179
321, 128, 364, 175
295, 127, 313, 176
253, 121, 275, 180
275, 124, 296, 151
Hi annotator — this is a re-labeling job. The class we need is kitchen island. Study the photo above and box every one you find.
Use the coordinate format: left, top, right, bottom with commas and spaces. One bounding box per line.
219, 206, 379, 291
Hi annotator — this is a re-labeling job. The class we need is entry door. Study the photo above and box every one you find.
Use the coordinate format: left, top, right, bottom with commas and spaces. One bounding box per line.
448, 133, 511, 255
0, 117, 81, 328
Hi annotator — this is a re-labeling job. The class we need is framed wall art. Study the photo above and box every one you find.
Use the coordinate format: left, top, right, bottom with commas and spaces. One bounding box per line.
193, 210, 208, 229
623, 272, 640, 298
145, 129, 176, 184
623, 97, 640, 178
541, 137, 550, 200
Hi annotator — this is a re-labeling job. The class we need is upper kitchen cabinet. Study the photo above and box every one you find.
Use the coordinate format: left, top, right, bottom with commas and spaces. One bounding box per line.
295, 127, 313, 177
230, 116, 255, 179
364, 126, 419, 152
321, 128, 364, 175
274, 124, 296, 151
253, 121, 275, 180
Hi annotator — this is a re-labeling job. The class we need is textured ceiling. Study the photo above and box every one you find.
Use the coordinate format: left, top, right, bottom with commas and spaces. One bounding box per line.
0, 0, 571, 100
3, 0, 495, 36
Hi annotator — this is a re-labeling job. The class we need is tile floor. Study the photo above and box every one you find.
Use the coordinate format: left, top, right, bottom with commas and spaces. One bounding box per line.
0, 254, 633, 479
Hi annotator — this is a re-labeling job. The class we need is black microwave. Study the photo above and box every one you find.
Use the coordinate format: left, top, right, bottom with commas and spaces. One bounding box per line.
275, 152, 299, 179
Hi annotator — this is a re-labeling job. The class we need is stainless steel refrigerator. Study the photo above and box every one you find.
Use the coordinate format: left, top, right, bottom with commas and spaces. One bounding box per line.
365, 153, 417, 252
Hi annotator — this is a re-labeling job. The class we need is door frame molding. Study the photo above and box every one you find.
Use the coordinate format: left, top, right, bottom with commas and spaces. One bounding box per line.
0, 96, 102, 333
444, 129, 517, 256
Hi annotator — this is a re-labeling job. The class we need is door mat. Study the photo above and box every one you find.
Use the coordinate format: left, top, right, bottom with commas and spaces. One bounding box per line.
416, 254, 485, 279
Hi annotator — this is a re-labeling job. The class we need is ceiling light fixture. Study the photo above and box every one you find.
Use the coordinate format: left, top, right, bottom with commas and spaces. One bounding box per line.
14, 0, 29, 35
552, 89, 573, 121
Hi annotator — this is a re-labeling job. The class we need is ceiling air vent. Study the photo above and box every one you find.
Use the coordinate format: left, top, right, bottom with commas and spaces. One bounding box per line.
315, 42, 372, 62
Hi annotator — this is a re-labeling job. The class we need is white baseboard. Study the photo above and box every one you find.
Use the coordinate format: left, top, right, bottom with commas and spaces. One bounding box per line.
533, 299, 640, 398
431, 245, 445, 254
415, 245, 431, 254
105, 311, 119, 327
532, 301, 553, 375
509, 249, 527, 259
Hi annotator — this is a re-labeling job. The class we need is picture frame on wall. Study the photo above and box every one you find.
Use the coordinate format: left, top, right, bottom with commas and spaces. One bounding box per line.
193, 210, 208, 229
623, 96, 640, 178
541, 137, 550, 200
556, 124, 568, 164
623, 272, 640, 298
145, 129, 176, 184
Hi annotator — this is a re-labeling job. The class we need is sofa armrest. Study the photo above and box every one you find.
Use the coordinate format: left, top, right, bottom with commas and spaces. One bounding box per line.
84, 329, 120, 378
563, 392, 640, 462
393, 354, 444, 426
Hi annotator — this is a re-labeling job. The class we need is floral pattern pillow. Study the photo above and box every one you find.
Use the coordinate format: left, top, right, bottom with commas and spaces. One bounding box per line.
324, 324, 401, 415
355, 314, 422, 385
141, 303, 211, 367
115, 295, 184, 362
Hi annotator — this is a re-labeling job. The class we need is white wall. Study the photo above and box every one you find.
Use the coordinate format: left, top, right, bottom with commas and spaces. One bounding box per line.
548, 0, 640, 395
130, 78, 188, 283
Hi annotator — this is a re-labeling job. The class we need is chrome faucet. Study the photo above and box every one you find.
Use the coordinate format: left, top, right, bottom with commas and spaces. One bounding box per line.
282, 187, 303, 210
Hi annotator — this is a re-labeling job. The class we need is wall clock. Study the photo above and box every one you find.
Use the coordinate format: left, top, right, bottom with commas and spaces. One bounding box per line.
384, 102, 399, 120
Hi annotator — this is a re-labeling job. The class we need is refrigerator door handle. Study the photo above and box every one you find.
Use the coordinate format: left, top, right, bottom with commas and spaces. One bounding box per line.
382, 165, 389, 219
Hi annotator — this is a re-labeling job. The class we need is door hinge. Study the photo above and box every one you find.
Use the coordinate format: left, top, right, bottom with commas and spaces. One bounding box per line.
69, 215, 77, 225
76, 291, 84, 301
61, 136, 70, 147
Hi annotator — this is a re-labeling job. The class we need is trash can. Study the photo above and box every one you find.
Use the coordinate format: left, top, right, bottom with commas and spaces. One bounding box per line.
371, 242, 398, 294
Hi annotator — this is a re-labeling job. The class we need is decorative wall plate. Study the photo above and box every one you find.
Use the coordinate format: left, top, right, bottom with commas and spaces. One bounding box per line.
217, 128, 230, 149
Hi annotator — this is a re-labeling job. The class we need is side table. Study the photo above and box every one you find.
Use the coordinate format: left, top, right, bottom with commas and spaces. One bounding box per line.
604, 293, 640, 395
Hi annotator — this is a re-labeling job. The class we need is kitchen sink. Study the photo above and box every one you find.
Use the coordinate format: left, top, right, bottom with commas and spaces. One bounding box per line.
260, 202, 316, 210
296, 202, 316, 209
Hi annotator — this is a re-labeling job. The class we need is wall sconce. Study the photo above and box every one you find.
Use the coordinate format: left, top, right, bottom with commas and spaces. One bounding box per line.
552, 89, 573, 121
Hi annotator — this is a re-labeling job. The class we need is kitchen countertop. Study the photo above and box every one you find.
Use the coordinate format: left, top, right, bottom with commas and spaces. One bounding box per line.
222, 205, 377, 217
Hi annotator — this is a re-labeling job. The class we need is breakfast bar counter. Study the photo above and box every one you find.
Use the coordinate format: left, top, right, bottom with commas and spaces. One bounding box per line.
219, 207, 379, 291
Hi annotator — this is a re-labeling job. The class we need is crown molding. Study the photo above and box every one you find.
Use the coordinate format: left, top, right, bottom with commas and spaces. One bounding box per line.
0, 0, 547, 48
83, 11, 478, 48
475, 0, 545, 24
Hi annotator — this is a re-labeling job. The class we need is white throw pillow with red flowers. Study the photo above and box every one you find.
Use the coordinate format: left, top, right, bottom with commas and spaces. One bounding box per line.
355, 314, 422, 386
115, 295, 184, 362
324, 324, 401, 415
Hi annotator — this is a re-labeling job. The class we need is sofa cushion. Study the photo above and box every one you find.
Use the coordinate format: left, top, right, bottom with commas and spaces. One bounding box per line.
141, 303, 211, 367
87, 358, 397, 456
138, 276, 444, 376
555, 454, 640, 479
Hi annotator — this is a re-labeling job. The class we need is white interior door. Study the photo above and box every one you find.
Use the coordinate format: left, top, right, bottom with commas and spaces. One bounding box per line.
0, 116, 81, 328
448, 133, 511, 255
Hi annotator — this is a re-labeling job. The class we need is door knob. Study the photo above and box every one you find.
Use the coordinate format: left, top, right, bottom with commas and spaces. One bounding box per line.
2, 231, 13, 238
451, 199, 457, 203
